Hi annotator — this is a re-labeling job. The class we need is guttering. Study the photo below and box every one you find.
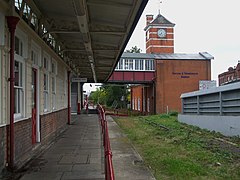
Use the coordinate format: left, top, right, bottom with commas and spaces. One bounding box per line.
6, 16, 20, 170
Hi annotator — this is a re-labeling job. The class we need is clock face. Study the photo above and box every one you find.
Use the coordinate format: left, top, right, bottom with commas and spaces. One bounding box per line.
157, 29, 166, 38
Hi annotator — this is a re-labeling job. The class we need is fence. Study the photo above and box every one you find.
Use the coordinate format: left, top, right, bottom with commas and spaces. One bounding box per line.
98, 105, 115, 180
181, 82, 240, 116
179, 82, 240, 136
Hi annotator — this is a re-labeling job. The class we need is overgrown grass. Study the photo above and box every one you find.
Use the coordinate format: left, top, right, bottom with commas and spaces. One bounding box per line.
114, 114, 240, 179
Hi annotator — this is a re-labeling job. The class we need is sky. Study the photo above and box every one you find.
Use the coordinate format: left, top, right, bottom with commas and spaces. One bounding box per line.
84, 0, 240, 93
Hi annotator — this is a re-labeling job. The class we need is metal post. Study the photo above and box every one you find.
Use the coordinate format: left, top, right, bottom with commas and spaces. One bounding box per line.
67, 71, 71, 124
6, 16, 20, 170
77, 82, 81, 114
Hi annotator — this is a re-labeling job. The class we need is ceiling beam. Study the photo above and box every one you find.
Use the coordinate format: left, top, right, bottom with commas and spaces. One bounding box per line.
87, 0, 132, 8
90, 31, 125, 35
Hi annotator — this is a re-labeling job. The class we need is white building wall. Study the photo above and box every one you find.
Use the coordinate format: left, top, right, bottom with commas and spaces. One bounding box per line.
1, 16, 69, 125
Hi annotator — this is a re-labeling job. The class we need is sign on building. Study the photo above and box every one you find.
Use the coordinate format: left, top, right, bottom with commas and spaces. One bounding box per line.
72, 77, 87, 82
199, 80, 216, 90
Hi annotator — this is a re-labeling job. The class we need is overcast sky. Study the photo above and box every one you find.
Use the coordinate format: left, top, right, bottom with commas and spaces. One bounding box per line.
125, 0, 240, 82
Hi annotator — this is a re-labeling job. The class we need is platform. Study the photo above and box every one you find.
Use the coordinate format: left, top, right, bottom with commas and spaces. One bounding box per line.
19, 114, 155, 180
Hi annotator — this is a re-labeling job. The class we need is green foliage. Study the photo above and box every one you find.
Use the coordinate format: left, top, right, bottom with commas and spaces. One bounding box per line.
169, 111, 178, 116
89, 84, 129, 107
114, 115, 240, 179
125, 46, 142, 53
89, 88, 106, 105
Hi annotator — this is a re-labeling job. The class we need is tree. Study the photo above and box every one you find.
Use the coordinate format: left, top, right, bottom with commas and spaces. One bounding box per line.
89, 88, 106, 105
89, 84, 130, 108
125, 46, 142, 53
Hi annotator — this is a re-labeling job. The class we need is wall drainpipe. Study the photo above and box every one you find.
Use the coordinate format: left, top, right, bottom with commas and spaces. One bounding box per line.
67, 71, 71, 124
6, 16, 20, 170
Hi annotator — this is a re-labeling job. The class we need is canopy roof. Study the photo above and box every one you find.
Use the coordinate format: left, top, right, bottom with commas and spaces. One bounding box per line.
31, 0, 148, 82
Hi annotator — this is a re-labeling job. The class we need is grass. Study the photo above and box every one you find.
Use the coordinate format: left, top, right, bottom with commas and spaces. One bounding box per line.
114, 114, 240, 179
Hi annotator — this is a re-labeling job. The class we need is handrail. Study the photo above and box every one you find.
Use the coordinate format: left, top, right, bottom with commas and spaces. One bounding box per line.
97, 105, 115, 180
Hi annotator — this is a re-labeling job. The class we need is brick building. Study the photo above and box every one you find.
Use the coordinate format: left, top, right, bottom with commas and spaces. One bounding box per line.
218, 62, 240, 86
130, 13, 213, 114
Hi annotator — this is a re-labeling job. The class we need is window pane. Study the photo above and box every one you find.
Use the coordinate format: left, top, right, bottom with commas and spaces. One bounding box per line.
14, 88, 22, 114
52, 77, 55, 92
119, 59, 123, 69
44, 74, 48, 91
52, 63, 55, 73
14, 61, 23, 86
129, 59, 133, 70
44, 92, 48, 110
15, 36, 20, 55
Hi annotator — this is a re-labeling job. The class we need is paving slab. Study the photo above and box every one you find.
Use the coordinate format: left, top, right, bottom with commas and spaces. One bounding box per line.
107, 116, 156, 180
19, 114, 104, 180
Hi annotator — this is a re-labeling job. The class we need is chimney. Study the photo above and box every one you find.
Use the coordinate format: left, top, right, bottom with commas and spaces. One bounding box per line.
146, 15, 153, 26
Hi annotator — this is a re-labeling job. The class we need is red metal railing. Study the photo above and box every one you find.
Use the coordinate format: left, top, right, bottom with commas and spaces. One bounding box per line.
98, 105, 115, 180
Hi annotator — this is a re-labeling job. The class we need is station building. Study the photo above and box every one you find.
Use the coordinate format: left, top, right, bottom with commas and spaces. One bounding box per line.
129, 13, 213, 114
218, 62, 240, 86
0, 0, 147, 172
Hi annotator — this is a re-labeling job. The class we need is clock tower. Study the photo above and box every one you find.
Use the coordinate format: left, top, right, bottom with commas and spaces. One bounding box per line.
145, 13, 175, 54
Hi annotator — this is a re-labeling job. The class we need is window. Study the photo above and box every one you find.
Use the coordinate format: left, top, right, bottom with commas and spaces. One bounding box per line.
43, 57, 49, 70
137, 98, 140, 111
135, 59, 144, 70
116, 59, 123, 70
51, 60, 57, 110
43, 74, 49, 112
31, 49, 40, 66
132, 98, 134, 110
14, 60, 24, 118
52, 76, 56, 110
43, 53, 50, 112
15, 0, 23, 11
145, 59, 154, 71
30, 12, 38, 27
135, 98, 137, 110
14, 33, 26, 119
15, 36, 23, 56
124, 59, 133, 70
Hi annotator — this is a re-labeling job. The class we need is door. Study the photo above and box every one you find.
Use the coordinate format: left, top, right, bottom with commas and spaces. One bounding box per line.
32, 68, 37, 144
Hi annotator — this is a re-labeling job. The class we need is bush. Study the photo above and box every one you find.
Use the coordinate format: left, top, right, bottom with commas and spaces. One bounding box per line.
169, 111, 178, 116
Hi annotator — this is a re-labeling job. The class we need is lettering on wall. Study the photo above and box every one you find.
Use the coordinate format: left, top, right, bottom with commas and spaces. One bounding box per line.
172, 72, 198, 78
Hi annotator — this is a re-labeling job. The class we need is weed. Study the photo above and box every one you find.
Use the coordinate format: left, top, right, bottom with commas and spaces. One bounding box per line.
114, 115, 240, 179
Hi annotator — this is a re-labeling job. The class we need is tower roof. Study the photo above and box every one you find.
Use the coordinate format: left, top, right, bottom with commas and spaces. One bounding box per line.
144, 13, 175, 30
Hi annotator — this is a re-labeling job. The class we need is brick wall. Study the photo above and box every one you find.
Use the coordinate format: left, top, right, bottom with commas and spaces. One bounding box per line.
156, 60, 211, 113
0, 126, 6, 171
131, 85, 154, 114
146, 27, 174, 54
131, 86, 143, 112
1, 108, 69, 169
14, 118, 32, 164
40, 108, 68, 144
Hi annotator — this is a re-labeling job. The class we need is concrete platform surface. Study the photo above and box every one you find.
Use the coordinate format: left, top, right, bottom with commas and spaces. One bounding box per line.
18, 114, 156, 180
20, 114, 104, 180
107, 116, 156, 180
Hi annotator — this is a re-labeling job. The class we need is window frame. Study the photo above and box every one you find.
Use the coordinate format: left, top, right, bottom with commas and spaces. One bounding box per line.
43, 52, 50, 112
51, 59, 57, 110
14, 30, 27, 120
14, 54, 25, 120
